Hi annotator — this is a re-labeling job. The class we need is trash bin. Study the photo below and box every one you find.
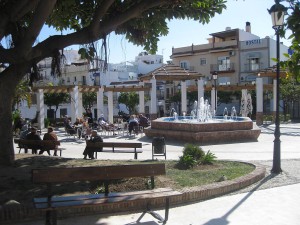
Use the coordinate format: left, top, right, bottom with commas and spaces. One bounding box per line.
152, 137, 166, 160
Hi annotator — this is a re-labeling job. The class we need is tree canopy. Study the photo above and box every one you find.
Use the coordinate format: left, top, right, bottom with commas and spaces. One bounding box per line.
0, 0, 227, 165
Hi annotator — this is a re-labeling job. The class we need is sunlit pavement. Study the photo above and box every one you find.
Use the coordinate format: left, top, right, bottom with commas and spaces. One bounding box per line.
12, 123, 300, 225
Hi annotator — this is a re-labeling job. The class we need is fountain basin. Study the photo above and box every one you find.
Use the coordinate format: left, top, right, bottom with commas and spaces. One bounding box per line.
144, 116, 261, 143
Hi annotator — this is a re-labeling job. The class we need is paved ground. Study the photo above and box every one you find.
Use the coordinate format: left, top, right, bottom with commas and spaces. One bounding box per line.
11, 122, 300, 225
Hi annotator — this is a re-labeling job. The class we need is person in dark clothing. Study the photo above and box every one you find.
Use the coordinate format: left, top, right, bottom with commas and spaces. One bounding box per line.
86, 109, 93, 124
128, 115, 139, 135
83, 130, 103, 159
40, 127, 58, 156
138, 114, 150, 128
25, 127, 42, 154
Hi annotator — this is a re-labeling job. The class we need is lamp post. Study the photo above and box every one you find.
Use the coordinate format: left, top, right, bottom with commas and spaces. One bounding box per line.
268, 0, 286, 174
177, 83, 181, 115
212, 71, 218, 114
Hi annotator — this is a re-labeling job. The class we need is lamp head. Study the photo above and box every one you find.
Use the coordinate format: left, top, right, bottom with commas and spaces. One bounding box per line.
268, 0, 287, 29
212, 71, 218, 80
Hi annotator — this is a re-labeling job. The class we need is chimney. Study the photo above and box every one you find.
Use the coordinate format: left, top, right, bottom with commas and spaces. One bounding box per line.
246, 22, 251, 33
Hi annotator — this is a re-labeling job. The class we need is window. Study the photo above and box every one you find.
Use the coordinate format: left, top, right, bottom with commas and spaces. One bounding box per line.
218, 56, 230, 71
200, 58, 206, 65
249, 58, 259, 71
82, 76, 86, 85
180, 61, 189, 69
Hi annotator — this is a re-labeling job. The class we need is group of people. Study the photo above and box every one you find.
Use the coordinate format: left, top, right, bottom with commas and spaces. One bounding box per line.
20, 126, 59, 156
128, 114, 150, 135
64, 115, 93, 139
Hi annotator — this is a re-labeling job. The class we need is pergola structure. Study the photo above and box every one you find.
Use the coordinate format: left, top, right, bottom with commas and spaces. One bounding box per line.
31, 64, 287, 130
32, 84, 150, 130
139, 64, 204, 118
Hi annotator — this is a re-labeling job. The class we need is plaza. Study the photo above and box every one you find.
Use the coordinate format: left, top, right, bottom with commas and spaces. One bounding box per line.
10, 122, 300, 225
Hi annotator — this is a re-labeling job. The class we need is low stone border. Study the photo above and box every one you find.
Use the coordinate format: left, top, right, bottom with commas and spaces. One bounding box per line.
0, 162, 265, 224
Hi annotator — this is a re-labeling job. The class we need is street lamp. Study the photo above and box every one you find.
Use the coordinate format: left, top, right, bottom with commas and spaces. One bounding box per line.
212, 71, 218, 114
268, 0, 286, 174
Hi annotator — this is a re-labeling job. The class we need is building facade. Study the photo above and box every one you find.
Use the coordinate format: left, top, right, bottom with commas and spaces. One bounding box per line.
171, 22, 289, 86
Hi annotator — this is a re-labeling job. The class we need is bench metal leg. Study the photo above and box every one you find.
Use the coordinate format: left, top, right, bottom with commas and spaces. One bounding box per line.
142, 197, 170, 224
45, 210, 57, 225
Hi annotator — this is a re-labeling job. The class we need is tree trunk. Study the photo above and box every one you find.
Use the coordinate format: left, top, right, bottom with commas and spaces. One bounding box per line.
0, 66, 26, 166
0, 77, 16, 165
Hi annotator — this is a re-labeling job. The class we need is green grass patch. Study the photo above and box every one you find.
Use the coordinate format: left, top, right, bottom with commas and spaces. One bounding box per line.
165, 160, 255, 188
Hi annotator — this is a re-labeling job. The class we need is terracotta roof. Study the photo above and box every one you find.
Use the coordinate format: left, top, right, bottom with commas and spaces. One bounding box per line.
139, 64, 204, 81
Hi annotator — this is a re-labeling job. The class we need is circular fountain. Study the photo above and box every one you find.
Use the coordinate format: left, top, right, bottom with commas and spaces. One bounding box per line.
144, 98, 261, 143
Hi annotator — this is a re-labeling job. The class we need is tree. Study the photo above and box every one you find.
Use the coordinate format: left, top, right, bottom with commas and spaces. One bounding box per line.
118, 92, 139, 115
82, 92, 97, 112
44, 93, 70, 121
280, 77, 300, 119
13, 79, 32, 111
281, 0, 300, 80
0, 0, 226, 165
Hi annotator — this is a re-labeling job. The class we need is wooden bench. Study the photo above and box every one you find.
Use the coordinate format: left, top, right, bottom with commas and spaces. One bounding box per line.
86, 141, 143, 159
14, 139, 65, 156
32, 163, 181, 225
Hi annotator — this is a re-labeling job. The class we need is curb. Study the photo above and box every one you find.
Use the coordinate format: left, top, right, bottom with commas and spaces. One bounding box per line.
1, 162, 266, 224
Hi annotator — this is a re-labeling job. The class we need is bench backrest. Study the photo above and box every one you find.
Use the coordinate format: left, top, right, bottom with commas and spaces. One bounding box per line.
16, 139, 60, 148
86, 142, 142, 148
32, 163, 165, 184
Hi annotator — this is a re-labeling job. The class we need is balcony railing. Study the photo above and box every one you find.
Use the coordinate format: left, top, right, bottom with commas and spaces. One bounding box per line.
210, 63, 235, 73
242, 63, 264, 73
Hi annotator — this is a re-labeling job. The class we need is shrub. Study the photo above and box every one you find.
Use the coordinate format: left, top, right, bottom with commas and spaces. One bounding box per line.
182, 144, 205, 161
178, 144, 205, 169
201, 150, 217, 165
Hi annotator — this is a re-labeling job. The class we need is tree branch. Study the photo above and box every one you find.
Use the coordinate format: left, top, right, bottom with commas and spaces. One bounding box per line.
20, 0, 57, 53
0, 0, 39, 40
2, 0, 170, 64
90, 0, 115, 33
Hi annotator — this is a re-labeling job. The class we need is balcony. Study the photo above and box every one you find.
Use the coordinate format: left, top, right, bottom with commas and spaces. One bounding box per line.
210, 63, 235, 73
242, 63, 264, 73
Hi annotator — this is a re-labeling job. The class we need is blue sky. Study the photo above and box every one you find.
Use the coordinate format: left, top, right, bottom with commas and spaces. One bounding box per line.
39, 0, 291, 64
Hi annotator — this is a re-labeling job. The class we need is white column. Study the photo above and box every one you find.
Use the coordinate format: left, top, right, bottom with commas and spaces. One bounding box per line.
36, 89, 45, 130
241, 89, 247, 117
97, 86, 104, 118
211, 88, 216, 114
107, 91, 113, 124
150, 77, 157, 116
273, 79, 277, 112
256, 77, 264, 113
181, 81, 187, 114
78, 91, 83, 118
198, 79, 204, 103
139, 82, 145, 114
70, 86, 79, 123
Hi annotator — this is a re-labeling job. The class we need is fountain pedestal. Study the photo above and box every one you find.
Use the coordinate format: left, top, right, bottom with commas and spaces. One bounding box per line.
144, 117, 261, 143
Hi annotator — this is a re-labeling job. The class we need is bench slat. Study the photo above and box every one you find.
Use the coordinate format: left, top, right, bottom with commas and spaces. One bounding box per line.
32, 164, 166, 184
34, 188, 174, 203
87, 142, 142, 148
34, 189, 181, 209
100, 149, 143, 153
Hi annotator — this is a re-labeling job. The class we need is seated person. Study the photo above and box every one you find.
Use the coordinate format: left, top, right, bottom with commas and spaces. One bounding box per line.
40, 127, 58, 156
81, 121, 92, 139
128, 115, 139, 135
138, 114, 150, 128
83, 130, 103, 159
98, 117, 117, 134
25, 127, 42, 154
65, 119, 77, 135
97, 114, 107, 124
